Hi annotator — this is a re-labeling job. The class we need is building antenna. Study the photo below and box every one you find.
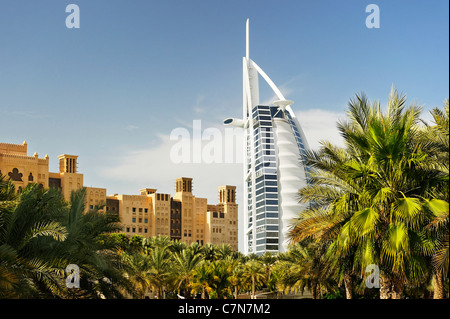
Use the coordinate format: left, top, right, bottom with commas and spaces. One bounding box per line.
246, 18, 249, 60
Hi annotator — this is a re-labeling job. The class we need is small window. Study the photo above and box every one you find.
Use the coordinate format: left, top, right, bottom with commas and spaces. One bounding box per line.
132, 218, 136, 223
132, 207, 136, 212
144, 208, 148, 213
126, 227, 130, 232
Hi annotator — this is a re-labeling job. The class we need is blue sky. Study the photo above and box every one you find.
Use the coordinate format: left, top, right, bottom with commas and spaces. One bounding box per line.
1, 1, 449, 231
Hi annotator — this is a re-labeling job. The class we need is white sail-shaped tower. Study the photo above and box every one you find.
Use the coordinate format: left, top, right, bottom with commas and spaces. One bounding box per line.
224, 19, 310, 255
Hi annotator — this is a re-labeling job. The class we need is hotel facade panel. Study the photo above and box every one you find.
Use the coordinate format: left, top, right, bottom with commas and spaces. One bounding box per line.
1, 141, 238, 250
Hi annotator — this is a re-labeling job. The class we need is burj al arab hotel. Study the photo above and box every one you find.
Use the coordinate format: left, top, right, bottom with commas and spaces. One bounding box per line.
224, 20, 310, 255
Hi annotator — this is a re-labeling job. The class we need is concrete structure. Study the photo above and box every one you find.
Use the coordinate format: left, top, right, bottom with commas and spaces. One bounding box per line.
224, 19, 310, 255
0, 141, 238, 250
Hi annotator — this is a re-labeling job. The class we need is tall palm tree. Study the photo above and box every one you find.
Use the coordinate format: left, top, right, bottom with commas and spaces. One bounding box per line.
292, 88, 448, 298
243, 259, 265, 299
337, 89, 445, 298
172, 246, 203, 298
228, 261, 245, 299
146, 245, 172, 299
419, 101, 449, 298
290, 141, 365, 299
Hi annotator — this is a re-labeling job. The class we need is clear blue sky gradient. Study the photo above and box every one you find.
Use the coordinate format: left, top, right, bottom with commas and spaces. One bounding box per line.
1, 0, 449, 199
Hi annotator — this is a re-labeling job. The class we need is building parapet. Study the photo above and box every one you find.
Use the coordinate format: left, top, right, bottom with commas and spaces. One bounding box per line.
0, 152, 49, 163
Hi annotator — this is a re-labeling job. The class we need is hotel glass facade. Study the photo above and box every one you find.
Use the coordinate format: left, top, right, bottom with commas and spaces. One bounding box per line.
246, 105, 310, 255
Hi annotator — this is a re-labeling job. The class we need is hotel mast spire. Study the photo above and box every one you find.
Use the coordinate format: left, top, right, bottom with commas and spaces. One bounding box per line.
246, 18, 249, 60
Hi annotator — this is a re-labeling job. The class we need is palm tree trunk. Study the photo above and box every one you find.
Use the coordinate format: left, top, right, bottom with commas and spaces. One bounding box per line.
379, 273, 391, 299
312, 283, 318, 299
251, 276, 256, 299
343, 273, 353, 299
185, 279, 191, 299
433, 272, 445, 299
391, 276, 404, 299
234, 285, 238, 299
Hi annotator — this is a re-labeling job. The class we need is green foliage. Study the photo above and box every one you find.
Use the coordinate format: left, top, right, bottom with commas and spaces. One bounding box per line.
290, 90, 449, 299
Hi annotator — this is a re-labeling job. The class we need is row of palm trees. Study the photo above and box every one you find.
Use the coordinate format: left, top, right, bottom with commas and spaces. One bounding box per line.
289, 89, 449, 299
97, 233, 356, 299
113, 234, 260, 299
0, 179, 317, 299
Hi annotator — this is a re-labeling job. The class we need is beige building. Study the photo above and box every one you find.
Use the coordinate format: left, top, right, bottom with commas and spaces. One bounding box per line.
108, 177, 238, 250
0, 141, 101, 213
206, 186, 239, 249
1, 141, 238, 250
0, 141, 49, 191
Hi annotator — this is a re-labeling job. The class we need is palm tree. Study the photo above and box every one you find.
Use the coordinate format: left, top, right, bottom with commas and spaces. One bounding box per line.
243, 259, 265, 299
337, 89, 446, 298
424, 199, 449, 298
260, 252, 276, 281
419, 101, 449, 298
172, 246, 203, 298
170, 239, 187, 256
0, 182, 68, 298
209, 259, 232, 299
192, 261, 213, 299
289, 241, 334, 299
143, 235, 173, 251
53, 187, 133, 298
289, 141, 366, 299
215, 243, 233, 260
228, 261, 245, 299
120, 252, 153, 298
292, 88, 448, 298
202, 243, 218, 261
146, 245, 172, 298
